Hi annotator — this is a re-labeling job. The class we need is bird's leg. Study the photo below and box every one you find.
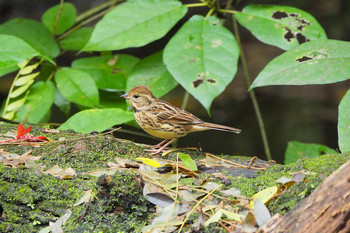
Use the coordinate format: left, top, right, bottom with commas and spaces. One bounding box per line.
145, 138, 176, 155
149, 139, 169, 149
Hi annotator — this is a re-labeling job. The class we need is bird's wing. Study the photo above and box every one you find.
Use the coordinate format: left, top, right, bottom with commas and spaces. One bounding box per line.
152, 101, 202, 125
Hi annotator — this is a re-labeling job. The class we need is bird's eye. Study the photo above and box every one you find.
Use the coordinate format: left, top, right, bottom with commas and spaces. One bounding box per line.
133, 94, 139, 99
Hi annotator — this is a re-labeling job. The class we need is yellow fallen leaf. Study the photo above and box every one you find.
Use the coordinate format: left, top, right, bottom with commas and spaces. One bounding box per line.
250, 186, 278, 209
136, 157, 161, 168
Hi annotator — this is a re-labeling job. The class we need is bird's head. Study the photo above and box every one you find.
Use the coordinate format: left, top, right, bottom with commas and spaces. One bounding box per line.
121, 85, 156, 110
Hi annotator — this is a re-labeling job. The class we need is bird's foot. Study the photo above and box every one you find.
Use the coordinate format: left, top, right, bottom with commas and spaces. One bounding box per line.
144, 138, 176, 156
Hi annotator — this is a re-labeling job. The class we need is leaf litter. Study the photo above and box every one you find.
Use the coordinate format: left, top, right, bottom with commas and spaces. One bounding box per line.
0, 124, 306, 232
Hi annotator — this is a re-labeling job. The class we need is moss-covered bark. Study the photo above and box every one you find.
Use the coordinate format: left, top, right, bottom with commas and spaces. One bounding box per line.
0, 123, 349, 232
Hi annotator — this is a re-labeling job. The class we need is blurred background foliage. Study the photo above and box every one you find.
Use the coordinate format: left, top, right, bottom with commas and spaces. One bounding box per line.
0, 0, 349, 163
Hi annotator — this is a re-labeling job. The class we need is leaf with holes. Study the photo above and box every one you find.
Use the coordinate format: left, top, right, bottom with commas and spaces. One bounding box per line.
250, 40, 350, 89
59, 108, 134, 133
15, 81, 55, 123
235, 4, 327, 50
164, 15, 239, 112
72, 55, 139, 90
83, 0, 187, 51
41, 3, 77, 35
338, 90, 350, 153
126, 51, 178, 97
0, 35, 39, 77
55, 68, 99, 107
0, 18, 59, 59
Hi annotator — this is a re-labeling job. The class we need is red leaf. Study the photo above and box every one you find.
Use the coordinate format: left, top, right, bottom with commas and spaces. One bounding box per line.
16, 124, 32, 139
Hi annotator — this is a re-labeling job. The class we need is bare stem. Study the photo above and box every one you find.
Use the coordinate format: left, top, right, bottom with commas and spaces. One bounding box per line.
232, 17, 272, 160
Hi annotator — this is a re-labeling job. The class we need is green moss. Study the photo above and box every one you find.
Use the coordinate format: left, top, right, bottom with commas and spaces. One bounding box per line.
63, 170, 154, 232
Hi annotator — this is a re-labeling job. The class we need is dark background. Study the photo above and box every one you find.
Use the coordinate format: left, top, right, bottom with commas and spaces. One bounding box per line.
0, 0, 349, 163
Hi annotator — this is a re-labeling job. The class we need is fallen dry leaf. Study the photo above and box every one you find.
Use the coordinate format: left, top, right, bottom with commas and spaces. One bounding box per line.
44, 165, 76, 179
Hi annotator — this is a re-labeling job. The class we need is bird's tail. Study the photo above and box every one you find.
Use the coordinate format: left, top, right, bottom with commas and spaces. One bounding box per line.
198, 122, 241, 134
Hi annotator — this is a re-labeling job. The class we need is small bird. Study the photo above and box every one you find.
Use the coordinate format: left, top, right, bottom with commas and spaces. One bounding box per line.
121, 85, 241, 155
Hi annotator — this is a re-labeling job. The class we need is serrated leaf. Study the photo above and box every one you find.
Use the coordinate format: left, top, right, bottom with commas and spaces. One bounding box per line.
284, 141, 337, 164
9, 80, 34, 98
14, 72, 39, 86
178, 153, 198, 171
164, 15, 239, 112
72, 55, 139, 90
250, 40, 350, 89
126, 51, 178, 97
235, 4, 327, 50
58, 108, 134, 133
59, 27, 93, 51
41, 3, 77, 35
55, 68, 99, 107
83, 0, 187, 51
0, 18, 59, 58
15, 81, 55, 123
0, 35, 39, 77
338, 90, 350, 153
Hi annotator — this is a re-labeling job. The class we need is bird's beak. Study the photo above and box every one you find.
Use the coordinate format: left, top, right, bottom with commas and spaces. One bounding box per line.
121, 93, 129, 99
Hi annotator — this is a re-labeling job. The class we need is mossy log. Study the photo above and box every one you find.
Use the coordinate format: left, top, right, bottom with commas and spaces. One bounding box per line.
0, 123, 349, 232
259, 159, 350, 233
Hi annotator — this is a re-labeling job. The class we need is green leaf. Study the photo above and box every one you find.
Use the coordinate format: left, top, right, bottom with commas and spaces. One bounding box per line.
41, 3, 77, 35
178, 153, 198, 171
83, 0, 187, 51
54, 88, 71, 116
250, 40, 350, 89
72, 55, 139, 90
14, 72, 39, 86
126, 51, 177, 97
6, 97, 27, 112
58, 108, 134, 133
59, 27, 93, 51
284, 141, 337, 164
0, 35, 39, 77
235, 4, 327, 50
338, 89, 350, 153
204, 209, 222, 227
55, 68, 99, 107
0, 18, 60, 58
164, 15, 239, 112
99, 90, 127, 109
15, 81, 55, 123
10, 80, 34, 98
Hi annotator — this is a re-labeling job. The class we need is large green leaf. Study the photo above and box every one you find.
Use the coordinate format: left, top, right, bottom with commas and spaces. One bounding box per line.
0, 18, 59, 58
338, 89, 350, 153
250, 40, 350, 89
55, 68, 99, 107
126, 51, 177, 97
163, 15, 239, 112
0, 35, 39, 77
41, 3, 77, 35
59, 27, 93, 51
72, 55, 139, 90
59, 108, 134, 133
83, 0, 187, 51
284, 141, 337, 164
15, 81, 55, 123
235, 5, 327, 50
